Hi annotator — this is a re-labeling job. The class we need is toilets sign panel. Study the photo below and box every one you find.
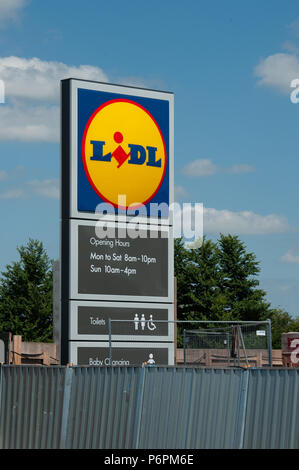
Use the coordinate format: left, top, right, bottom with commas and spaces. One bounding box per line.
69, 342, 175, 366
61, 79, 174, 221
69, 301, 174, 341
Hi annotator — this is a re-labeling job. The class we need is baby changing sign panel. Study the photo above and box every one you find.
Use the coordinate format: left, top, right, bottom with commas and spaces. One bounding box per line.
69, 342, 174, 366
60, 79, 174, 220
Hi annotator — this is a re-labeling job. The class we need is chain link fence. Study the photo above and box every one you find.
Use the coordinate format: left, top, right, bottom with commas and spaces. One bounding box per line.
182, 321, 272, 367
107, 319, 272, 368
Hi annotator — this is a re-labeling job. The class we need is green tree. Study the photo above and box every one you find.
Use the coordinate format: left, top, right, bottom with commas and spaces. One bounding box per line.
174, 237, 194, 320
186, 237, 227, 322
174, 237, 227, 345
0, 239, 53, 342
268, 308, 299, 349
174, 234, 299, 349
175, 234, 273, 324
217, 234, 272, 321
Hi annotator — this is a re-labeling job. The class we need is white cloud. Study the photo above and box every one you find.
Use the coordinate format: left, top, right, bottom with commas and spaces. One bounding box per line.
0, 56, 108, 102
0, 56, 109, 142
182, 159, 219, 177
172, 204, 290, 237
0, 103, 59, 142
0, 178, 60, 200
0, 170, 8, 181
0, 188, 24, 199
28, 179, 59, 199
0, 0, 26, 25
287, 20, 299, 38
174, 185, 188, 201
281, 249, 299, 264
226, 164, 255, 174
281, 41, 299, 54
203, 207, 290, 235
182, 158, 255, 177
278, 284, 293, 292
254, 53, 299, 93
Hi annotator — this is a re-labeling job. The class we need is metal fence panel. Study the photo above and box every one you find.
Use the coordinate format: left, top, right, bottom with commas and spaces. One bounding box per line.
0, 366, 66, 449
244, 369, 299, 449
138, 368, 245, 449
0, 366, 298, 449
66, 366, 141, 449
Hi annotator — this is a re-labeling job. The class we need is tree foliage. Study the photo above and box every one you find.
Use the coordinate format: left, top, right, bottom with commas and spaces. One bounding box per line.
175, 234, 271, 322
217, 234, 271, 321
174, 234, 299, 347
0, 239, 53, 342
268, 308, 299, 349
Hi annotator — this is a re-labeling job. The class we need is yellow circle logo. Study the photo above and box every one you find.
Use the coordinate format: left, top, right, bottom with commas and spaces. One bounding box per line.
82, 99, 167, 209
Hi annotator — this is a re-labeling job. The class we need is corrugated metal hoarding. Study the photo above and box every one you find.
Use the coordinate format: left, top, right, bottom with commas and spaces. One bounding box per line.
244, 369, 299, 449
0, 366, 65, 448
138, 368, 245, 449
0, 366, 298, 449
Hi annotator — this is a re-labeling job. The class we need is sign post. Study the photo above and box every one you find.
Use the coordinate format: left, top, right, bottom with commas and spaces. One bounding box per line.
60, 79, 174, 365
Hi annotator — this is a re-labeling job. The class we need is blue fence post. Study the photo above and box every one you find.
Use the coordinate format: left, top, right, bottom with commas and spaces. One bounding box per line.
109, 319, 112, 365
133, 366, 146, 449
183, 329, 186, 366
60, 366, 73, 449
233, 369, 249, 449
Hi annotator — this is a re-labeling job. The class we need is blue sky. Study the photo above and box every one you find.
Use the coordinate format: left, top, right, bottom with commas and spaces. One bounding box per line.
0, 0, 299, 316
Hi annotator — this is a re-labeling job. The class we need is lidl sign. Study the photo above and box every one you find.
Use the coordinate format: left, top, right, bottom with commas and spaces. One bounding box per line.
82, 98, 167, 209
60, 79, 174, 365
61, 79, 173, 220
